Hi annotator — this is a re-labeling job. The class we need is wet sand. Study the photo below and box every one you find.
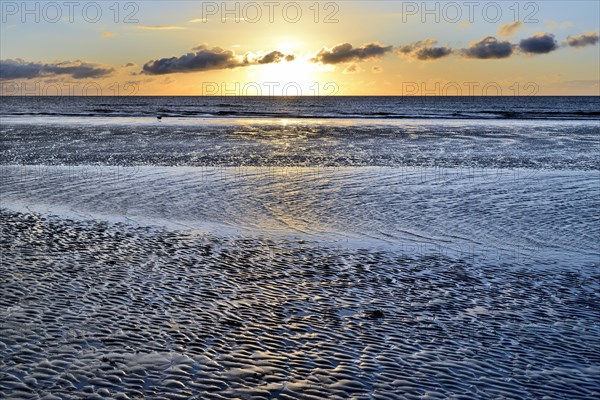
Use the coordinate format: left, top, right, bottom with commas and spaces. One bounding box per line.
2, 209, 599, 399
2, 116, 599, 398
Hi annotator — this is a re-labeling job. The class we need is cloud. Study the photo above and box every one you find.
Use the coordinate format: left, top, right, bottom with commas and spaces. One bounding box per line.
565, 32, 599, 48
256, 51, 295, 64
102, 31, 116, 39
371, 66, 383, 74
343, 64, 361, 74
397, 39, 452, 61
519, 33, 558, 54
413, 46, 452, 60
189, 17, 246, 22
142, 45, 295, 75
310, 42, 393, 64
461, 36, 514, 59
191, 44, 210, 51
497, 21, 524, 37
143, 47, 241, 75
0, 59, 114, 80
135, 25, 185, 30
457, 21, 470, 30
545, 20, 573, 30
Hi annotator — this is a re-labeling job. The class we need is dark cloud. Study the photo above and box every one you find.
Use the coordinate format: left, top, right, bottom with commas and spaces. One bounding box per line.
143, 46, 241, 75
565, 32, 599, 48
257, 51, 293, 64
519, 33, 558, 54
42, 63, 112, 79
397, 39, 452, 61
0, 59, 42, 79
461, 36, 514, 59
0, 59, 114, 80
143, 45, 294, 75
310, 42, 393, 64
414, 46, 452, 60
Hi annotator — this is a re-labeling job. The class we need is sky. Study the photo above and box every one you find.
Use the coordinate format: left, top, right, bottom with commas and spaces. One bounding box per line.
1, 0, 599, 95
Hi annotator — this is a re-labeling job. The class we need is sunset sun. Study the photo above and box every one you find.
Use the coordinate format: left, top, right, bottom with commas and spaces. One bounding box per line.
253, 58, 318, 93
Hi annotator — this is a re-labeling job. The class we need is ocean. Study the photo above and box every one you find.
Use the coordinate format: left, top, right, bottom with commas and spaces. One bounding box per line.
2, 95, 600, 120
1, 96, 599, 399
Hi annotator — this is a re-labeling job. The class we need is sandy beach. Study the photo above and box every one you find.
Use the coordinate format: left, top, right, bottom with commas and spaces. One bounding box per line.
2, 97, 600, 398
2, 207, 599, 399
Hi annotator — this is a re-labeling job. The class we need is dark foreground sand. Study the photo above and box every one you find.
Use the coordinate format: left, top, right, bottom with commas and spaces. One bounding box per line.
1, 209, 599, 399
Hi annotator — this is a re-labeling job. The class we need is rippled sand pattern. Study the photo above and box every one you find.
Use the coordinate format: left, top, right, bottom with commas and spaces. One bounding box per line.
2, 117, 600, 398
2, 210, 599, 399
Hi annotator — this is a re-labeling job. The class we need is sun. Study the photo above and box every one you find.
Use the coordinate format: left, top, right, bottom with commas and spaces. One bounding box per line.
256, 59, 317, 93
248, 42, 320, 95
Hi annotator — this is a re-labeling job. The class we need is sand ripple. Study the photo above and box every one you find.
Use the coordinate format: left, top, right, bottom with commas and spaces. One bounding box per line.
1, 210, 599, 399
